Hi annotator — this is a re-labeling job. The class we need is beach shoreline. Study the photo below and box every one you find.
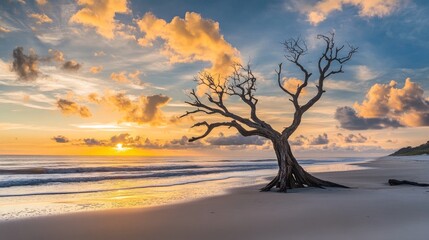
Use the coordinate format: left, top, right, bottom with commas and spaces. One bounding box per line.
1, 155, 429, 240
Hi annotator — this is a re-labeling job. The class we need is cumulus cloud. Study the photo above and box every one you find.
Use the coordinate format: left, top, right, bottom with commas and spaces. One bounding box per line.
83, 138, 105, 146
309, 133, 329, 145
290, 135, 308, 146
110, 70, 141, 84
335, 106, 403, 130
292, 0, 401, 25
29, 13, 53, 24
51, 135, 69, 143
57, 98, 91, 118
75, 133, 203, 149
11, 47, 81, 80
336, 78, 429, 130
136, 12, 241, 78
89, 66, 103, 74
48, 49, 65, 62
282, 77, 307, 95
62, 60, 81, 71
48, 49, 81, 72
12, 47, 39, 81
115, 23, 137, 41
206, 133, 268, 146
290, 133, 329, 145
337, 133, 368, 143
36, 0, 47, 5
69, 0, 129, 39
88, 92, 171, 125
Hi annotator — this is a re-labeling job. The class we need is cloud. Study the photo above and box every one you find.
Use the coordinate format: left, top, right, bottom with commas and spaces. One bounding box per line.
83, 138, 105, 146
336, 78, 429, 129
290, 133, 329, 145
94, 51, 106, 57
69, 0, 129, 39
115, 23, 137, 41
290, 135, 308, 146
29, 13, 53, 24
48, 49, 65, 62
110, 70, 141, 84
12, 47, 40, 81
355, 79, 427, 117
0, 91, 56, 110
353, 65, 380, 81
337, 133, 368, 143
90, 66, 103, 74
74, 133, 203, 149
206, 133, 268, 146
62, 60, 81, 71
0, 26, 11, 33
136, 12, 241, 78
89, 92, 171, 125
56, 99, 92, 117
51, 135, 69, 143
36, 0, 47, 5
335, 106, 403, 130
11, 47, 81, 80
292, 0, 402, 25
309, 133, 329, 145
282, 77, 307, 95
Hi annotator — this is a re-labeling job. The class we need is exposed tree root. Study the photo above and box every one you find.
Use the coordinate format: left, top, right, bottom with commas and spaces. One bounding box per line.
260, 157, 348, 192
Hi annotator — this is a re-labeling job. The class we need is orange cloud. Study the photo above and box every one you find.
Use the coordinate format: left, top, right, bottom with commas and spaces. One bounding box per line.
110, 70, 141, 84
36, 0, 47, 5
298, 0, 401, 25
107, 93, 170, 125
136, 12, 241, 78
336, 78, 429, 129
0, 26, 11, 33
90, 66, 103, 74
69, 0, 129, 39
87, 91, 171, 125
29, 13, 53, 24
57, 99, 91, 118
282, 77, 307, 95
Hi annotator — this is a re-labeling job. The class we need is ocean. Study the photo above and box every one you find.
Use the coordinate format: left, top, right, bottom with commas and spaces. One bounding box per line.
0, 155, 371, 221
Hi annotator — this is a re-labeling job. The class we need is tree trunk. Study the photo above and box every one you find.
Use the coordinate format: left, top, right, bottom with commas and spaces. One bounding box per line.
260, 139, 348, 192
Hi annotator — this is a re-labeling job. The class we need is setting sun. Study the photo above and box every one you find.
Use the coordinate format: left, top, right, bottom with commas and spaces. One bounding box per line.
115, 143, 126, 151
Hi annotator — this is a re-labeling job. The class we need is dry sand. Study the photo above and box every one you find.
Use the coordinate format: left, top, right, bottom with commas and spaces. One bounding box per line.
1, 156, 429, 240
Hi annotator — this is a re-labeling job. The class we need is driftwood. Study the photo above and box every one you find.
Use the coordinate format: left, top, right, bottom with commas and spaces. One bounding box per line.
388, 179, 429, 187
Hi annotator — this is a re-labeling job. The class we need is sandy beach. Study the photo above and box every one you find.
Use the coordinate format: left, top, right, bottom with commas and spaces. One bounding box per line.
1, 156, 429, 240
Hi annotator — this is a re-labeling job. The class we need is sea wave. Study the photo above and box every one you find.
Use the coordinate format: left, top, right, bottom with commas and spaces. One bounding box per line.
0, 165, 276, 188
0, 163, 278, 175
0, 177, 238, 198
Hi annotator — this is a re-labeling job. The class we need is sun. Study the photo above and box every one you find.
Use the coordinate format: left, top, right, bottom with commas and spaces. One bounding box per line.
114, 143, 127, 151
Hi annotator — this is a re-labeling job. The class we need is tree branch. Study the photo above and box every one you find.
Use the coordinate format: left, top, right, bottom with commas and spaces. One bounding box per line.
182, 66, 278, 140
188, 120, 267, 142
281, 32, 357, 137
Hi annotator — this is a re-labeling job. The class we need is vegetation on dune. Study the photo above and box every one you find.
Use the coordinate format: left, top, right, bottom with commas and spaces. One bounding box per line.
390, 141, 429, 156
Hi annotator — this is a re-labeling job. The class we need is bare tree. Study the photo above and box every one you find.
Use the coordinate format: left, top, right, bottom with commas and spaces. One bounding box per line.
181, 33, 358, 192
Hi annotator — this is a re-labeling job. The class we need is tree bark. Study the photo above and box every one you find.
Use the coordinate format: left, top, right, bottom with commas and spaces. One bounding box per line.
260, 139, 348, 192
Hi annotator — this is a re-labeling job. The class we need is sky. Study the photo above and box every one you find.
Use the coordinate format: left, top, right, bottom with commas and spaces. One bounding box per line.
0, 0, 428, 158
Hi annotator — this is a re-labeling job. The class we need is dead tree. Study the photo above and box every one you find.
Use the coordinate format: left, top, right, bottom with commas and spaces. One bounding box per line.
181, 33, 358, 192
